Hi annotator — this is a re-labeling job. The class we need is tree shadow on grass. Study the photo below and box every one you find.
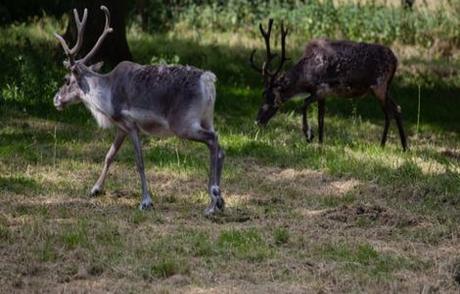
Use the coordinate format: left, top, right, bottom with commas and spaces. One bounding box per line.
0, 176, 39, 195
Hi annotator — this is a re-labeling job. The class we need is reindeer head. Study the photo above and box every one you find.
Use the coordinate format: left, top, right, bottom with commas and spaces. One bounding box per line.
53, 6, 112, 110
250, 19, 289, 126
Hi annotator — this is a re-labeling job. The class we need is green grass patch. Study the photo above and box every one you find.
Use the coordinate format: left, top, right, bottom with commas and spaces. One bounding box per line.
60, 219, 91, 250
316, 242, 423, 278
217, 228, 273, 262
37, 239, 57, 262
142, 257, 190, 280
0, 224, 10, 242
273, 227, 290, 246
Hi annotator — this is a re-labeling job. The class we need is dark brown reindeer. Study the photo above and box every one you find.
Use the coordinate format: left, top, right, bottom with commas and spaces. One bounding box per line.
250, 19, 407, 151
53, 6, 224, 215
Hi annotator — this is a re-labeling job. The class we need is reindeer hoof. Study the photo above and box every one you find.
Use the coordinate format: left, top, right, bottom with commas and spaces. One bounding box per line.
204, 197, 225, 216
139, 202, 153, 211
216, 197, 225, 211
89, 187, 103, 197
139, 196, 153, 211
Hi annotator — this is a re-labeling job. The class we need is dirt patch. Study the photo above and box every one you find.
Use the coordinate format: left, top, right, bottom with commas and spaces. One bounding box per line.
322, 204, 419, 227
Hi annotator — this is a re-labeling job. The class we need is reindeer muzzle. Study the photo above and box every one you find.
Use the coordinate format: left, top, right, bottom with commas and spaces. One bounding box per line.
53, 95, 64, 111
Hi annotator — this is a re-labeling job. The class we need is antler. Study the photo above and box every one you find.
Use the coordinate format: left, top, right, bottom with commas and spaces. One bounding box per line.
77, 5, 113, 65
249, 19, 275, 76
270, 22, 289, 82
249, 19, 289, 82
54, 8, 88, 66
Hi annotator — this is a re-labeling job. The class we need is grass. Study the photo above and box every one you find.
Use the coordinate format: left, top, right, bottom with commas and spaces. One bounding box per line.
1, 5, 460, 292
315, 242, 422, 278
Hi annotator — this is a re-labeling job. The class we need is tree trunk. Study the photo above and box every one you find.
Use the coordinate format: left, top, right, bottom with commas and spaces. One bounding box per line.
64, 0, 132, 67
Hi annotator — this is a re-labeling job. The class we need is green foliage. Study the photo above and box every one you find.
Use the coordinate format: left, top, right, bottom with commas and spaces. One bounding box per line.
164, 0, 460, 47
0, 23, 62, 112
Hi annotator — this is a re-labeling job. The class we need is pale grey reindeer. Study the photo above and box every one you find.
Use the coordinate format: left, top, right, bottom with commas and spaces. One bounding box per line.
53, 6, 224, 215
250, 19, 407, 151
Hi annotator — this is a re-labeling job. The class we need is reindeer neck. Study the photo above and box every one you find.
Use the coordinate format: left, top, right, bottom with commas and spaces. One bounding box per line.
81, 73, 111, 110
277, 64, 311, 102
80, 72, 113, 128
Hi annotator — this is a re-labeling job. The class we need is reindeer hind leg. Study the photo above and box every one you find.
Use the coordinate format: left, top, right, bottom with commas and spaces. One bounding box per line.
372, 84, 391, 148
388, 95, 408, 151
175, 122, 225, 216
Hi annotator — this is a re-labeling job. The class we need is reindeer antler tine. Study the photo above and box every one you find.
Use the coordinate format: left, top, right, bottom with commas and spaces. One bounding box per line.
251, 18, 287, 80
281, 21, 289, 41
72, 8, 87, 35
83, 8, 88, 22
77, 5, 113, 65
68, 7, 89, 56
100, 6, 111, 28
259, 23, 265, 36
249, 49, 263, 73
73, 9, 78, 22
73, 8, 88, 27
270, 21, 290, 81
54, 32, 71, 55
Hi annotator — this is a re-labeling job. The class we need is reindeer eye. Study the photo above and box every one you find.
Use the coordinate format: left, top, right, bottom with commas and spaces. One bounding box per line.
64, 77, 70, 85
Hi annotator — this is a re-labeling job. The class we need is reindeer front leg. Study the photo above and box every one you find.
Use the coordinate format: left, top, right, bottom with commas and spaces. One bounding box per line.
128, 129, 153, 210
318, 98, 325, 144
301, 95, 317, 142
90, 129, 127, 196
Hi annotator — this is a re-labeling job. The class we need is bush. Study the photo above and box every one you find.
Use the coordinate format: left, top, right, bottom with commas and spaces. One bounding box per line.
140, 0, 460, 48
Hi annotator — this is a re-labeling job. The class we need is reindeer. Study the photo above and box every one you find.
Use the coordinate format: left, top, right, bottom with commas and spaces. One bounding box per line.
250, 19, 407, 151
53, 6, 225, 215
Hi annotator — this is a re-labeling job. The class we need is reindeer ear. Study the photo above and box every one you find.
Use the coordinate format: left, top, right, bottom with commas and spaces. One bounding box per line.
89, 61, 104, 72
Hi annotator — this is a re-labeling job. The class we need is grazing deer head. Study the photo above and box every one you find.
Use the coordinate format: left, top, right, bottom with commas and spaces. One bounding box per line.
250, 19, 407, 151
53, 6, 225, 215
250, 19, 289, 126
